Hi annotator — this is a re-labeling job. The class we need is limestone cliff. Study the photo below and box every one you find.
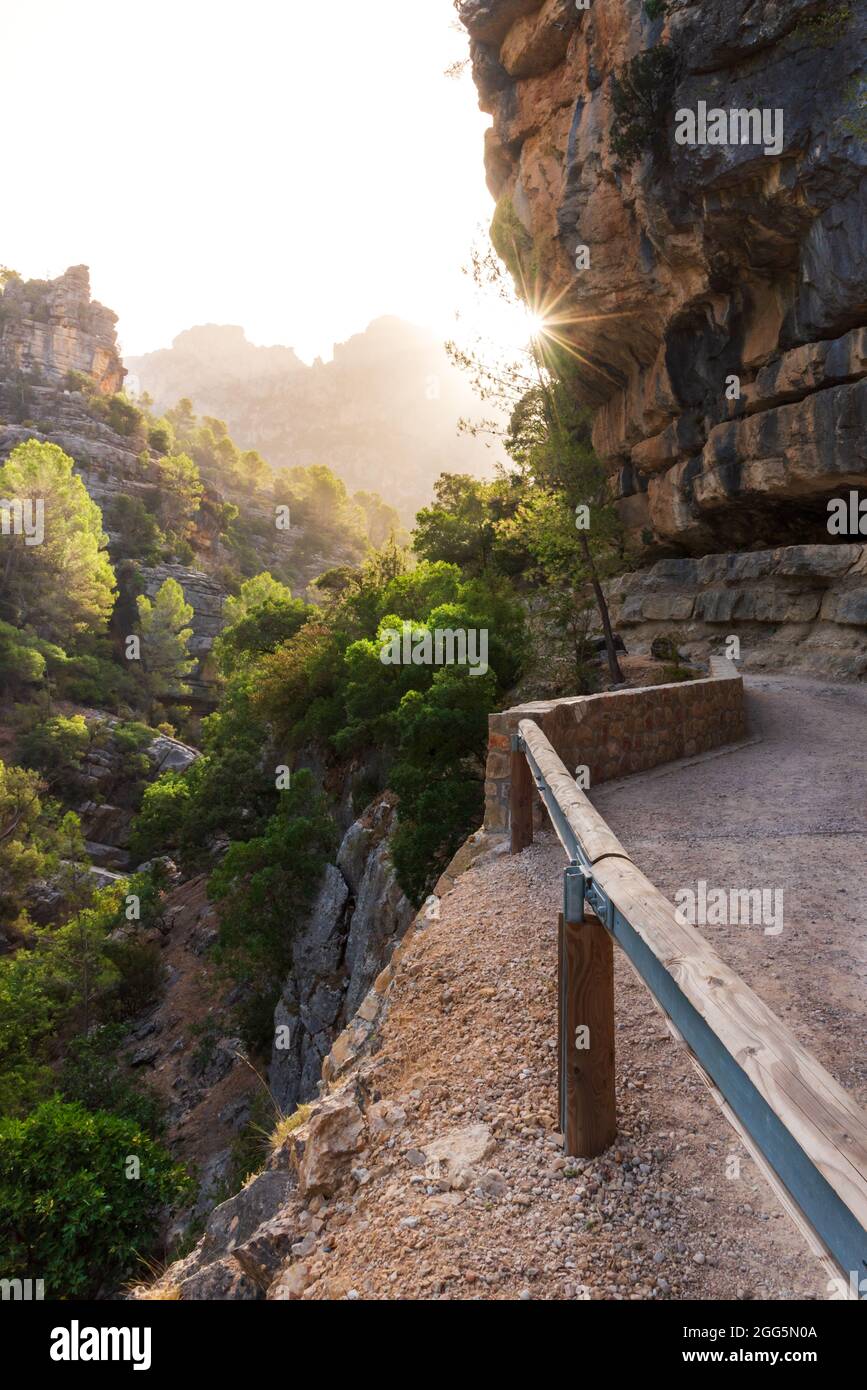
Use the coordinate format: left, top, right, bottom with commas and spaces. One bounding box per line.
460, 0, 867, 553
0, 265, 124, 394
270, 795, 414, 1116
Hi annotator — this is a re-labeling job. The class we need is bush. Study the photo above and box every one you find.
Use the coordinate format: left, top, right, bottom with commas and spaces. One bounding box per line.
611, 45, 682, 165
103, 393, 146, 439
0, 1099, 190, 1297
102, 936, 166, 1020
59, 1025, 164, 1134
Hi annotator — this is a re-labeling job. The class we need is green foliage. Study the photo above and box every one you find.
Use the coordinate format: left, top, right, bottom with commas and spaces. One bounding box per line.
610, 44, 682, 165
490, 196, 537, 284
792, 5, 852, 46
251, 551, 525, 900
0, 620, 46, 693
0, 1099, 190, 1297
413, 475, 499, 573
208, 770, 336, 1028
0, 875, 168, 1124
17, 714, 90, 793
155, 452, 203, 543
59, 1025, 164, 1134
840, 74, 867, 139
0, 439, 117, 643
147, 416, 175, 454
0, 760, 55, 935
102, 393, 146, 439
107, 494, 163, 562
644, 0, 668, 19
135, 577, 195, 713
215, 593, 314, 679
389, 667, 494, 905
353, 490, 405, 548
131, 670, 272, 862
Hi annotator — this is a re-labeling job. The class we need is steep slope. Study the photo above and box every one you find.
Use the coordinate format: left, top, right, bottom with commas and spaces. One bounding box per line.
137, 831, 826, 1301
459, 0, 867, 552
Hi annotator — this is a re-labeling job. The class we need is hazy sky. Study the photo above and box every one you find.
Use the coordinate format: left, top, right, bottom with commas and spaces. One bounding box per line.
3, 0, 524, 364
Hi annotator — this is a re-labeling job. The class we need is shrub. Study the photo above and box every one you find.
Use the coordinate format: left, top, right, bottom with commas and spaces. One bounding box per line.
793, 5, 853, 47
59, 1025, 164, 1134
104, 393, 146, 439
610, 44, 682, 165
102, 936, 166, 1019
0, 1099, 190, 1297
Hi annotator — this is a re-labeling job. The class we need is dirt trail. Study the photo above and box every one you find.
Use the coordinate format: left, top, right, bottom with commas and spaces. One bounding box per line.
295, 861, 831, 1299
292, 675, 866, 1301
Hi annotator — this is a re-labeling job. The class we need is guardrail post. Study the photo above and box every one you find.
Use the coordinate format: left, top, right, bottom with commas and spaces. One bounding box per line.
559, 864, 617, 1158
510, 734, 534, 855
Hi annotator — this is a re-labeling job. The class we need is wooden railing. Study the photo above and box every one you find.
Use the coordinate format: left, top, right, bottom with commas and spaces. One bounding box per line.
511, 716, 867, 1294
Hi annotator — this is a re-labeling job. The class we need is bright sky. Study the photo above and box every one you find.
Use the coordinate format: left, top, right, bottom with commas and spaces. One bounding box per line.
3, 0, 531, 364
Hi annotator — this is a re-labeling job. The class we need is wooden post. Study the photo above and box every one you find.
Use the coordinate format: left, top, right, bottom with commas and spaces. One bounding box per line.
559, 879, 617, 1156
510, 736, 534, 855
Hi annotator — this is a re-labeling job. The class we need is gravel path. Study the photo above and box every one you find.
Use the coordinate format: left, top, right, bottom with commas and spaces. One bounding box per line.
284, 675, 863, 1301
593, 674, 867, 1104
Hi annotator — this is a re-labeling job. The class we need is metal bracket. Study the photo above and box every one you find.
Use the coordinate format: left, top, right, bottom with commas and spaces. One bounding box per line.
563, 862, 588, 925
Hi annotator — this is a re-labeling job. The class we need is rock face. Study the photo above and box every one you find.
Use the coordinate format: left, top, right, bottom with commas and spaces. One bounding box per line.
0, 266, 124, 394
607, 541, 867, 678
460, 1, 867, 552
269, 795, 414, 1117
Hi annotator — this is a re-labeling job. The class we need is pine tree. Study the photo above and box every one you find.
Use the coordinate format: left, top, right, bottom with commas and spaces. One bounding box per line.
0, 440, 116, 643
134, 578, 195, 717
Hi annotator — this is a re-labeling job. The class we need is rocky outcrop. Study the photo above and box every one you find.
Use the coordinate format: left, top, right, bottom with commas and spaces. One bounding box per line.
461, 0, 867, 552
270, 795, 414, 1116
607, 541, 867, 678
0, 266, 124, 394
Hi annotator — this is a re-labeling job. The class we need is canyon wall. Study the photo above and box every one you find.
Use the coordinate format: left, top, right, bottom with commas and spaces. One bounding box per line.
460, 0, 867, 553
0, 265, 124, 393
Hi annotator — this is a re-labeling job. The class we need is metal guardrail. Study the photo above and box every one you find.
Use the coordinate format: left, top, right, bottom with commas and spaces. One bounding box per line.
511, 719, 867, 1293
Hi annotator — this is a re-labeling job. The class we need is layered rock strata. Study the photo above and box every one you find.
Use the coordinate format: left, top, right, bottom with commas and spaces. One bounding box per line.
460, 0, 867, 552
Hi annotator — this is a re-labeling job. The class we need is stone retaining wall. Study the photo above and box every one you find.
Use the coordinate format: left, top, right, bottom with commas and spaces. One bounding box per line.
485, 659, 746, 834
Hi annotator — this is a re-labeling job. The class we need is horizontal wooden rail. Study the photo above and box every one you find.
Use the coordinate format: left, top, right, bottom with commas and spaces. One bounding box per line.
515, 716, 867, 1292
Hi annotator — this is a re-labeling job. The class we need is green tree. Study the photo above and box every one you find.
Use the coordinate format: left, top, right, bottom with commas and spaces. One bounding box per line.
108, 494, 163, 562
502, 377, 626, 683
353, 490, 405, 548
413, 475, 498, 573
222, 572, 293, 627
0, 1099, 190, 1297
208, 770, 336, 1047
0, 761, 52, 935
155, 451, 203, 543
0, 440, 117, 643
134, 577, 195, 715
147, 416, 175, 454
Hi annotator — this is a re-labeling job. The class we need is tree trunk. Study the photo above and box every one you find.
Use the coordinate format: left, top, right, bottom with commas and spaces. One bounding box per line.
579, 534, 624, 685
